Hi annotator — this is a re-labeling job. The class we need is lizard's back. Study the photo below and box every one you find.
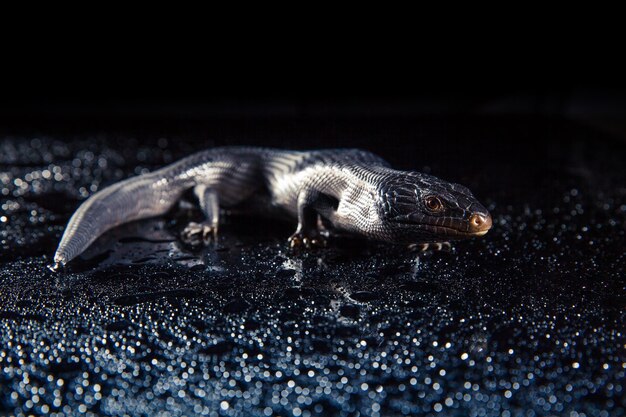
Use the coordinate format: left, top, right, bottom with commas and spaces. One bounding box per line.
259, 148, 391, 213
181, 147, 390, 210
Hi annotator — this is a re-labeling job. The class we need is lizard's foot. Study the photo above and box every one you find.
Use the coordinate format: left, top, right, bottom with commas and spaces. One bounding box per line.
408, 241, 451, 253
288, 231, 327, 250
181, 222, 218, 247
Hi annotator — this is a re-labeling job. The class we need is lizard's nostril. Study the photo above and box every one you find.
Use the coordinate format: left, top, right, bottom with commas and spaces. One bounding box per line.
469, 213, 492, 234
471, 214, 483, 227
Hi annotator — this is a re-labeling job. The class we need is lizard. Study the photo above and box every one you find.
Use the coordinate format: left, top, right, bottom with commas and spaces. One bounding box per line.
50, 147, 492, 270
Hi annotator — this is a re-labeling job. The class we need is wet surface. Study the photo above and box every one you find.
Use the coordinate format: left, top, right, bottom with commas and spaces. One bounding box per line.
0, 117, 624, 416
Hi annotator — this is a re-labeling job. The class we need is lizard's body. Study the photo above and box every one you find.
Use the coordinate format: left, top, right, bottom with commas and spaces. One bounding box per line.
52, 147, 492, 269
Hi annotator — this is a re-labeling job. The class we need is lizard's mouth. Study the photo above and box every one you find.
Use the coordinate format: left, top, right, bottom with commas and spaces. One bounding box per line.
389, 212, 492, 237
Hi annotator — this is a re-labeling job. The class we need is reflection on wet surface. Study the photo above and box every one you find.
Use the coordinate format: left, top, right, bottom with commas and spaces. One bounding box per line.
0, 120, 625, 416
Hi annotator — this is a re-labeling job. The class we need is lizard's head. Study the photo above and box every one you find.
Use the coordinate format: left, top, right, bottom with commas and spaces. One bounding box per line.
376, 172, 492, 243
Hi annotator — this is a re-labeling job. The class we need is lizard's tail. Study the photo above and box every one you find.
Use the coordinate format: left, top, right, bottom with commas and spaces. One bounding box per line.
51, 171, 189, 270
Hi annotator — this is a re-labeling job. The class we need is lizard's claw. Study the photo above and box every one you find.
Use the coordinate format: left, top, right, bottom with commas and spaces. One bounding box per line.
408, 241, 451, 253
288, 232, 327, 250
181, 222, 218, 247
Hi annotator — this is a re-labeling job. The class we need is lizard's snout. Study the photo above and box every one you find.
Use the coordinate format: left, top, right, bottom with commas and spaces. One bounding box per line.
468, 213, 492, 235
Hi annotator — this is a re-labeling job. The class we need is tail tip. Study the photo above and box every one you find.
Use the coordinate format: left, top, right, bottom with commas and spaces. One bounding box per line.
48, 255, 66, 273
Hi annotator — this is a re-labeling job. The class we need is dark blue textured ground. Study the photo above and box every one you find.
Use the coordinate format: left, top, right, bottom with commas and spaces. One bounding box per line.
0, 117, 624, 416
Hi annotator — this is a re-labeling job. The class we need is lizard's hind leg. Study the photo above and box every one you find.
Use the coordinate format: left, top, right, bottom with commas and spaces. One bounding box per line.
181, 185, 220, 247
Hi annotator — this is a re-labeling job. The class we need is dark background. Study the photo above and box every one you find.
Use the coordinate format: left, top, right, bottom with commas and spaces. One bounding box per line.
3, 90, 626, 142
2, 26, 626, 140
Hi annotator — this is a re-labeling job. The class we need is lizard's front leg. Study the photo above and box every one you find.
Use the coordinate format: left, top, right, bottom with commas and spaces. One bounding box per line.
181, 185, 219, 247
288, 189, 330, 250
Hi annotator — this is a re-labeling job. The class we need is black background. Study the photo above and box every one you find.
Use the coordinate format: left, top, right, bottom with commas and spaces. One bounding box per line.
2, 21, 625, 140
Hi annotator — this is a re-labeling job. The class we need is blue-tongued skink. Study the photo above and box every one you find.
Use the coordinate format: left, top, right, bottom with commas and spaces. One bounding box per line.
51, 147, 492, 270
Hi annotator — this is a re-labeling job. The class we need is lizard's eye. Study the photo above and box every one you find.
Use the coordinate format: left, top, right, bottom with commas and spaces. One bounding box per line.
424, 196, 444, 212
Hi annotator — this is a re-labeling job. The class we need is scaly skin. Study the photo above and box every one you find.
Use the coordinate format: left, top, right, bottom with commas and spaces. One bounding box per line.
50, 147, 492, 270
